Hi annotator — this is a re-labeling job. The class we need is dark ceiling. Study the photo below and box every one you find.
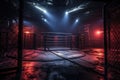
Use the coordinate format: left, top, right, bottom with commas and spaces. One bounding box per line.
0, 0, 113, 26
23, 0, 105, 24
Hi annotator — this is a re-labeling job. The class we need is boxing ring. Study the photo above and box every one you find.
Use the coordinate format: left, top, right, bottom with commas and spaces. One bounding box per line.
41, 32, 76, 51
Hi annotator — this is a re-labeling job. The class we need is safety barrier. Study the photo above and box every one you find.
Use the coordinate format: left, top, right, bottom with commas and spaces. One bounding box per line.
105, 0, 120, 80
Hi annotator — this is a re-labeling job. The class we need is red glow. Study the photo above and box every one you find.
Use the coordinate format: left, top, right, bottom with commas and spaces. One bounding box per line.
96, 31, 101, 35
98, 53, 103, 56
95, 30, 103, 36
24, 31, 30, 34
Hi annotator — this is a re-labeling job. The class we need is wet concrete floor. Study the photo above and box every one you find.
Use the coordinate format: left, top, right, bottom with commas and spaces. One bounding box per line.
0, 48, 104, 80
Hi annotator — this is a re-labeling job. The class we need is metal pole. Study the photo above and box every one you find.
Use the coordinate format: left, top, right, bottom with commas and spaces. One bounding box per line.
33, 33, 36, 49
16, 0, 23, 80
44, 35, 47, 51
70, 35, 72, 50
23, 33, 26, 49
5, 32, 8, 54
0, 32, 1, 57
104, 4, 108, 80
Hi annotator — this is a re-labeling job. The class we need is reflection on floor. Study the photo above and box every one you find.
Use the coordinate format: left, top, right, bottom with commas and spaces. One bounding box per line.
0, 48, 104, 80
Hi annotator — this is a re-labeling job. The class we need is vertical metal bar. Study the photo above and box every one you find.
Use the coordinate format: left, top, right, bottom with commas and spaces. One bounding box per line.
23, 33, 26, 49
44, 34, 47, 51
16, 0, 23, 80
41, 35, 42, 48
0, 32, 1, 55
70, 35, 72, 50
103, 4, 108, 80
33, 33, 36, 49
76, 35, 79, 49
5, 32, 8, 53
66, 36, 67, 47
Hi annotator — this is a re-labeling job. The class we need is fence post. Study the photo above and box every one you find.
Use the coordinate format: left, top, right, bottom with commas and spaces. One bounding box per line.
5, 32, 8, 53
70, 35, 72, 50
0, 32, 1, 57
104, 4, 108, 80
33, 33, 36, 49
16, 0, 23, 79
44, 34, 47, 51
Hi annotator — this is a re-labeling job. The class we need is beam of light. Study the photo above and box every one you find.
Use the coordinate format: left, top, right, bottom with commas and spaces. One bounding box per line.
45, 21, 56, 31
29, 2, 47, 14
34, 5, 56, 23
41, 15, 58, 31
35, 6, 47, 13
67, 6, 83, 14
42, 18, 56, 30
64, 11, 69, 19
33, 4, 57, 28
66, 3, 89, 14
71, 18, 79, 30
61, 11, 69, 27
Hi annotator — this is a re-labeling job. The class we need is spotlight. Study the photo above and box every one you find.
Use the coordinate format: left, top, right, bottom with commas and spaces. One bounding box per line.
44, 19, 47, 22
42, 17, 47, 22
65, 11, 68, 15
62, 11, 69, 26
34, 4, 56, 24
71, 18, 80, 29
75, 18, 79, 23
